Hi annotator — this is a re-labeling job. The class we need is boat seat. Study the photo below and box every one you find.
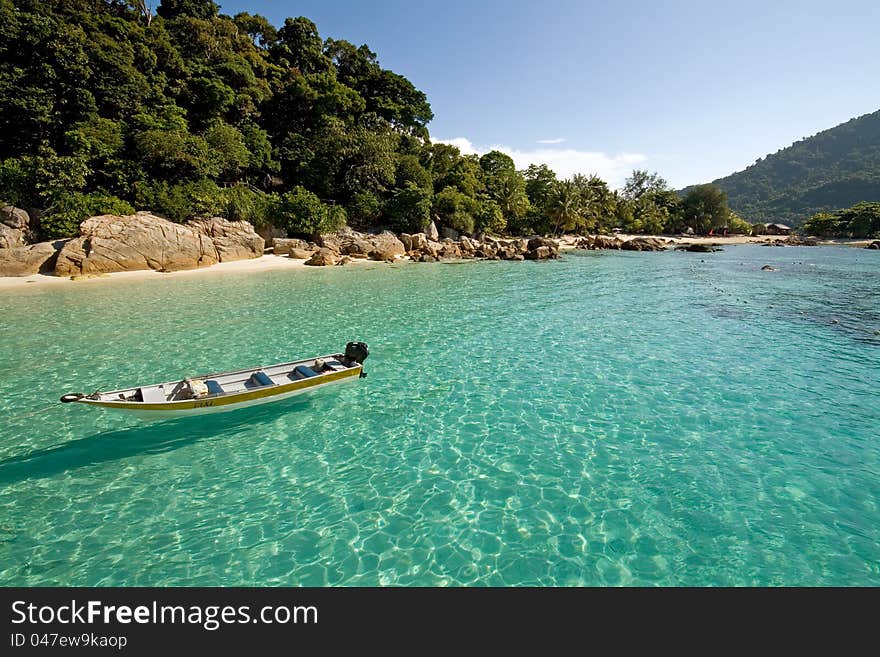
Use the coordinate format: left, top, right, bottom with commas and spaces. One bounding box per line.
248, 371, 274, 387
324, 359, 346, 371
139, 387, 166, 403
205, 380, 224, 395
291, 365, 319, 380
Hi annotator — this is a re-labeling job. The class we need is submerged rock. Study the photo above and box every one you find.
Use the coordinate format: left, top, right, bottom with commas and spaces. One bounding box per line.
621, 237, 668, 251
682, 243, 721, 253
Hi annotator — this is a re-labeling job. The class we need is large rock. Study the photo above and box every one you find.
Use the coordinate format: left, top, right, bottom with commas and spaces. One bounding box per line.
0, 240, 66, 277
304, 247, 337, 266
54, 212, 263, 277
682, 243, 721, 253
439, 226, 460, 240
369, 231, 405, 257
258, 225, 287, 244
426, 221, 439, 241
621, 237, 668, 251
458, 236, 478, 253
525, 237, 560, 260
317, 229, 405, 261
575, 235, 624, 250
525, 246, 552, 260
341, 237, 374, 256
864, 240, 880, 250
0, 206, 32, 248
439, 241, 462, 259
272, 238, 310, 255
314, 233, 343, 253
410, 233, 429, 250
186, 217, 265, 262
289, 247, 315, 259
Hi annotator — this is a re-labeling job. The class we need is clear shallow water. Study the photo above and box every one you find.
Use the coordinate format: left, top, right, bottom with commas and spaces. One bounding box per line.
0, 245, 878, 586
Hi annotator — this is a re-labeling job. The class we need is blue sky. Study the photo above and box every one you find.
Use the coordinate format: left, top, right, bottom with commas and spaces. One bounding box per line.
217, 0, 880, 188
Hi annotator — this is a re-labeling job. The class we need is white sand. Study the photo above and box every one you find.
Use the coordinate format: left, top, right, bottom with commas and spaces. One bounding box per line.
0, 254, 376, 290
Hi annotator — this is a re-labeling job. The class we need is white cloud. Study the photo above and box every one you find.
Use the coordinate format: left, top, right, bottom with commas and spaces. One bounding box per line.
433, 137, 646, 189
435, 137, 480, 156
536, 137, 566, 144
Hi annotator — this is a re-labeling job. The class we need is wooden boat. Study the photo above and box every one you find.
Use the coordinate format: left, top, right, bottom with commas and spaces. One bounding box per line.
60, 342, 369, 420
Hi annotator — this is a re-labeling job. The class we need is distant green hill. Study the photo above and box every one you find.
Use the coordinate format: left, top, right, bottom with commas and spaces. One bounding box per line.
688, 109, 880, 226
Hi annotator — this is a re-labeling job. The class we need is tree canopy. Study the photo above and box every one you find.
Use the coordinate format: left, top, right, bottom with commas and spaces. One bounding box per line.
804, 202, 880, 238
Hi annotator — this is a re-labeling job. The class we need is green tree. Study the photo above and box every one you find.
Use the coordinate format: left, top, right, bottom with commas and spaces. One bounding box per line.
433, 186, 478, 234
204, 122, 249, 179
347, 191, 383, 227
395, 154, 433, 191
157, 0, 219, 20
386, 181, 432, 232
523, 164, 558, 214
547, 180, 583, 235
834, 201, 880, 238
681, 184, 730, 234
623, 169, 668, 201
727, 211, 753, 235
41, 193, 135, 240
571, 173, 614, 232
275, 186, 341, 236
802, 213, 835, 236
273, 17, 330, 74
476, 198, 505, 234
0, 2, 443, 237
481, 152, 529, 228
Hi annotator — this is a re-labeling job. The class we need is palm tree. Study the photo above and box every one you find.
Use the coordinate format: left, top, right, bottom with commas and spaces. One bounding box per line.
496, 171, 530, 222
572, 174, 614, 233
548, 180, 582, 236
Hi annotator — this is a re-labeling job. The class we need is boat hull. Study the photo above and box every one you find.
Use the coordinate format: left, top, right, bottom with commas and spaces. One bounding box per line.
75, 364, 362, 420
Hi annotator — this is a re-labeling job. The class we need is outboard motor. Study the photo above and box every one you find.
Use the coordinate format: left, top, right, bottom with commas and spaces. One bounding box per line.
344, 341, 369, 366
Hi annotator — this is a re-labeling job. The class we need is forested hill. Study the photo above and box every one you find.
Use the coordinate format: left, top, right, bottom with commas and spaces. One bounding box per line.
696, 109, 880, 226
0, 0, 438, 238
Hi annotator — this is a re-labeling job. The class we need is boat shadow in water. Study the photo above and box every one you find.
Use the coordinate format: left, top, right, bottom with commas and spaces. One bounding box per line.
0, 397, 315, 485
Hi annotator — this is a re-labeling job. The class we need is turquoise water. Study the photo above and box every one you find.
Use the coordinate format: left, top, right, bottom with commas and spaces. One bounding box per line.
1, 245, 878, 586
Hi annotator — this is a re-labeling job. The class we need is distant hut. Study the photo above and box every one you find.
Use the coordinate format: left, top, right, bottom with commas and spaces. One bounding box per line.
764, 223, 791, 235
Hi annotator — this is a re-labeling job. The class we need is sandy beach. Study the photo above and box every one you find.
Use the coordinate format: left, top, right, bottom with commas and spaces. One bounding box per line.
0, 254, 380, 290
558, 234, 875, 250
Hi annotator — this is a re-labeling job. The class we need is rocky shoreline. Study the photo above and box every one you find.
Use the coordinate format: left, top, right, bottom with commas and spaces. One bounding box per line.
1, 206, 874, 280
0, 210, 264, 278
